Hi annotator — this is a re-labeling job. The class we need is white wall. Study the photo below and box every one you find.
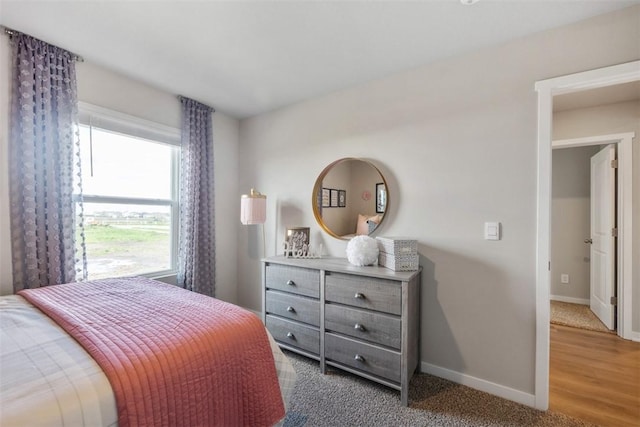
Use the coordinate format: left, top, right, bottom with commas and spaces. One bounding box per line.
551, 145, 600, 303
0, 43, 240, 302
553, 100, 640, 334
237, 6, 640, 400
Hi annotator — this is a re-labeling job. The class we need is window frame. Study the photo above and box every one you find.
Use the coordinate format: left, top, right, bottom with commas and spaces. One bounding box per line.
77, 102, 181, 279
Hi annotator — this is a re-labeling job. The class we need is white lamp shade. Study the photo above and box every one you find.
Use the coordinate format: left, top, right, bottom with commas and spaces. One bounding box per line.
240, 190, 266, 224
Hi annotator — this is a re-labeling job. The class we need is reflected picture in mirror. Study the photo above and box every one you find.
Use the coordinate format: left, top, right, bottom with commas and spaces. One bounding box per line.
376, 183, 386, 213
321, 188, 330, 208
312, 158, 388, 240
330, 189, 339, 207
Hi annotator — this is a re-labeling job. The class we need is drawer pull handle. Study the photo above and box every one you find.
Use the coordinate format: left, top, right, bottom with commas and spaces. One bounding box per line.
286, 332, 296, 340
286, 306, 296, 313
354, 354, 365, 363
286, 280, 295, 286
354, 323, 366, 332
354, 292, 365, 299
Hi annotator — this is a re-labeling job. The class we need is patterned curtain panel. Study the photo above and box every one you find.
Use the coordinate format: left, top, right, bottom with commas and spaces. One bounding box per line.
9, 32, 86, 291
178, 97, 215, 296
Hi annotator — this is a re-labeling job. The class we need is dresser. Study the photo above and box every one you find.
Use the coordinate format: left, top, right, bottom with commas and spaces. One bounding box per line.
262, 256, 421, 406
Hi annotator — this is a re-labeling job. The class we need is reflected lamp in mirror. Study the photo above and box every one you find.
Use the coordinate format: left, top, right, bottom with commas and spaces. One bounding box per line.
312, 158, 388, 240
240, 188, 266, 224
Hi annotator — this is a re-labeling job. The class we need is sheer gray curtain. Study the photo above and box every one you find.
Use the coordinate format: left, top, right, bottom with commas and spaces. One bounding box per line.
177, 96, 215, 296
9, 32, 86, 291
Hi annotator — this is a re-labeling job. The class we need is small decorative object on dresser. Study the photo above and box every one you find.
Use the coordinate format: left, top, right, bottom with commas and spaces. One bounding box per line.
262, 256, 421, 406
376, 237, 419, 271
285, 227, 310, 255
345, 235, 379, 266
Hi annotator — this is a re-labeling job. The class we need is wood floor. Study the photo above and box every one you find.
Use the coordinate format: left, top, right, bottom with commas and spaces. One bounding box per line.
550, 324, 640, 426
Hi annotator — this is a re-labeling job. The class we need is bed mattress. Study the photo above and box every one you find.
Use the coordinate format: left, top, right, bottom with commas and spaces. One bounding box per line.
0, 294, 296, 426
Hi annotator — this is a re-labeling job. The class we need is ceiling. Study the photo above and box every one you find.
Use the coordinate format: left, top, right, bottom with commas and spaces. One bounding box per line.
1, 0, 638, 119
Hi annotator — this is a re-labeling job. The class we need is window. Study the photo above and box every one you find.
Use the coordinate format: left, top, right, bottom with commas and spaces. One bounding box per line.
75, 104, 180, 280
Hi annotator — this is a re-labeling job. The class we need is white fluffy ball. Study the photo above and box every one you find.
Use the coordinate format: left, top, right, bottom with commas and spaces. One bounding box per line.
346, 235, 379, 266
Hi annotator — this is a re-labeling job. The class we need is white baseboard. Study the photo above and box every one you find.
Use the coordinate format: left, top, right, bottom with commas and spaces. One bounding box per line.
632, 331, 640, 342
550, 295, 589, 305
420, 362, 535, 408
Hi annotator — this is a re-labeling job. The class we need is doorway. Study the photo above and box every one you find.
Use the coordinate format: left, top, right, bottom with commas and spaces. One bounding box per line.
534, 60, 639, 410
549, 132, 634, 340
551, 140, 622, 334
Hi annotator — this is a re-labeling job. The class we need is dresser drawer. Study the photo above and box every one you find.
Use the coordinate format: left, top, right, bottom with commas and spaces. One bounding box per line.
325, 333, 400, 383
325, 304, 401, 349
265, 264, 320, 298
325, 272, 401, 315
266, 315, 320, 355
266, 290, 320, 326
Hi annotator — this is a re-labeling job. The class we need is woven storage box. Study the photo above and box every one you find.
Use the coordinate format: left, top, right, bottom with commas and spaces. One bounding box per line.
378, 252, 419, 271
376, 237, 417, 256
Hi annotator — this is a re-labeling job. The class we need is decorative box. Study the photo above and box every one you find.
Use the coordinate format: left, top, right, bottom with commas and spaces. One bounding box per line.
375, 237, 418, 256
378, 252, 419, 271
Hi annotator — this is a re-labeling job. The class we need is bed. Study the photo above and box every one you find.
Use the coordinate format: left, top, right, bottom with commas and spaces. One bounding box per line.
0, 277, 296, 427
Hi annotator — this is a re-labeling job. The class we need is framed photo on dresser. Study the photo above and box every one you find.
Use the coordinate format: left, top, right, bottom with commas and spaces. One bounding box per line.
285, 227, 310, 255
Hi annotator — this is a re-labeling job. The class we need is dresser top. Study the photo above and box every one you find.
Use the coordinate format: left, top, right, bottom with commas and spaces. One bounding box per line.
262, 256, 421, 281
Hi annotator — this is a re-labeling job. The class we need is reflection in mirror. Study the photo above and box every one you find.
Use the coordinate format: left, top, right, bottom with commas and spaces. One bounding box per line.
312, 158, 388, 240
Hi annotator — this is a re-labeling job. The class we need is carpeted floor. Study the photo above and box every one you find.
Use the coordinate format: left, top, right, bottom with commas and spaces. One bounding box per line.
550, 300, 612, 333
283, 351, 596, 427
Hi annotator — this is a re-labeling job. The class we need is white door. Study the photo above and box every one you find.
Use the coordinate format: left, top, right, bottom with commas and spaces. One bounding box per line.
590, 145, 616, 330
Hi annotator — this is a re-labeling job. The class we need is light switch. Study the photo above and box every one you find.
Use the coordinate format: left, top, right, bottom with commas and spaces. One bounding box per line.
484, 222, 500, 240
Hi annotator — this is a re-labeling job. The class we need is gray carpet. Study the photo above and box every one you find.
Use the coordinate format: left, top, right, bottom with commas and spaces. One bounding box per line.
284, 351, 596, 427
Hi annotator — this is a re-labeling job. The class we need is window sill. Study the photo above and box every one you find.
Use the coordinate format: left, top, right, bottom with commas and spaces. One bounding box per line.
146, 271, 178, 286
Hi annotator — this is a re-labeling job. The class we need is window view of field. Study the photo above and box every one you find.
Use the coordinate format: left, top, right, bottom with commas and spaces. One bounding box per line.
74, 124, 178, 280
79, 204, 171, 280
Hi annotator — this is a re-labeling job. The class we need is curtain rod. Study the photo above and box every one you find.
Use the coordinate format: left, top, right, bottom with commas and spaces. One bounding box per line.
1, 25, 85, 62
178, 95, 216, 113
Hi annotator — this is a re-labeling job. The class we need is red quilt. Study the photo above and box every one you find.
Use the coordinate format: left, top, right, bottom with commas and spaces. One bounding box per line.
19, 277, 285, 427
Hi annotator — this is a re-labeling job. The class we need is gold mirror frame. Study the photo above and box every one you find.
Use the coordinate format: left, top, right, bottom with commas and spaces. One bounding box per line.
312, 158, 389, 240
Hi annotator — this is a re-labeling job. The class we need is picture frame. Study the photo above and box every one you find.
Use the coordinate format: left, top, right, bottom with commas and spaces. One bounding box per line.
321, 188, 331, 208
330, 189, 339, 207
285, 227, 310, 256
376, 182, 386, 213
338, 190, 346, 208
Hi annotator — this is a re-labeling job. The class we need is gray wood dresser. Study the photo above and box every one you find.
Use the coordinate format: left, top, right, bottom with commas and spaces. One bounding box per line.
262, 256, 421, 405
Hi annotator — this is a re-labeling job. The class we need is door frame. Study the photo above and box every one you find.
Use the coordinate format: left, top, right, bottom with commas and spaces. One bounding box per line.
534, 60, 639, 410
553, 135, 634, 332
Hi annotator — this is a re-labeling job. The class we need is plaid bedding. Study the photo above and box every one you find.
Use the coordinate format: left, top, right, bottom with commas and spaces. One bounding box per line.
0, 294, 296, 426
0, 294, 117, 426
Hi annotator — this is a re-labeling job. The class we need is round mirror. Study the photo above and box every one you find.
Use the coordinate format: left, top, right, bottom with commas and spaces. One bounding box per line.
312, 158, 388, 240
